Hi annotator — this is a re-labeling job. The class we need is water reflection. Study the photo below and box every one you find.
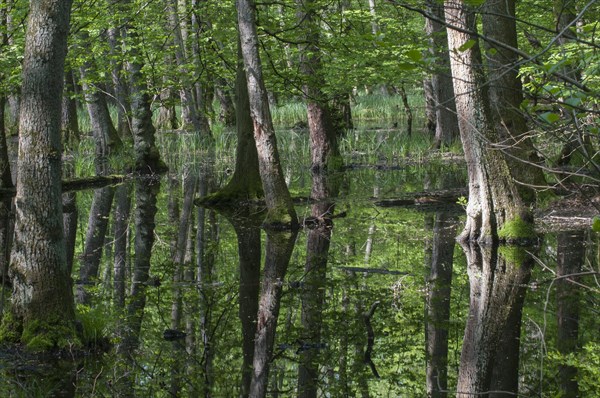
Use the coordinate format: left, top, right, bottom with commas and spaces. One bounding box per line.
1, 138, 598, 397
457, 243, 533, 397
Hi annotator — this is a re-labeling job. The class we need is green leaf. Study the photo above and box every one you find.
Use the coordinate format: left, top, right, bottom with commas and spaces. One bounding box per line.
458, 39, 477, 52
564, 96, 582, 107
592, 216, 600, 232
540, 112, 561, 124
406, 49, 422, 62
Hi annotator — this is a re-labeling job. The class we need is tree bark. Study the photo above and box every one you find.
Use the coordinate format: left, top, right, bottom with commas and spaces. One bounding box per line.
297, 0, 340, 173
481, 0, 545, 205
113, 183, 131, 309
237, 0, 298, 229
456, 243, 532, 396
425, 0, 459, 149
298, 168, 339, 397
8, 0, 76, 346
166, 0, 203, 132
444, 0, 530, 244
555, 230, 584, 398
249, 230, 298, 398
424, 213, 457, 398
76, 187, 115, 305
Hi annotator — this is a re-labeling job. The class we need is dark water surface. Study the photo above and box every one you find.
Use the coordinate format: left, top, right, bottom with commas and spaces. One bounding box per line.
1, 131, 598, 397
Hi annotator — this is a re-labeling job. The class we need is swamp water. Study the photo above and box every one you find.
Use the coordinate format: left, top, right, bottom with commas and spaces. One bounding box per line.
0, 129, 599, 397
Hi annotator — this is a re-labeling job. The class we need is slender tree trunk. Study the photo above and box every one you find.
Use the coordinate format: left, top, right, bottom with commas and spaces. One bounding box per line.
425, 0, 459, 149
444, 0, 530, 244
115, 0, 165, 173
107, 19, 132, 139
297, 0, 340, 173
76, 187, 115, 304
424, 213, 456, 398
61, 69, 80, 149
118, 177, 160, 353
78, 51, 122, 174
215, 78, 236, 127
8, 0, 76, 347
249, 230, 298, 398
233, 211, 262, 398
237, 0, 298, 228
113, 183, 131, 309
555, 230, 584, 398
166, 0, 203, 132
297, 169, 338, 398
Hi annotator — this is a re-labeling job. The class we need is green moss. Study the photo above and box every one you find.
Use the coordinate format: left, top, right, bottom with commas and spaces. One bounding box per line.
498, 216, 536, 241
21, 318, 80, 352
0, 310, 21, 344
498, 245, 530, 265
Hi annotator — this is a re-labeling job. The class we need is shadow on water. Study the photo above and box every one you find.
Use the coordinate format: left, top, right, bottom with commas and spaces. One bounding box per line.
0, 132, 598, 397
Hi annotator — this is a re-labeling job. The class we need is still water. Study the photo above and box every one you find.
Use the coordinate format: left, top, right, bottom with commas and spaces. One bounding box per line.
0, 130, 598, 397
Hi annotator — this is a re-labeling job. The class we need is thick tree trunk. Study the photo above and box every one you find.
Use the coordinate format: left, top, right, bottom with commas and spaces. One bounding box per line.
424, 213, 456, 398
249, 230, 298, 398
8, 0, 76, 347
201, 41, 263, 204
237, 0, 298, 229
425, 0, 459, 149
456, 244, 532, 396
482, 0, 545, 204
444, 0, 530, 244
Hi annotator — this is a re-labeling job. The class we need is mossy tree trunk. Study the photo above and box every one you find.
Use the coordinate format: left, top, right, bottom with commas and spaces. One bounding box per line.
444, 0, 531, 244
237, 0, 298, 229
201, 41, 263, 204
8, 0, 76, 349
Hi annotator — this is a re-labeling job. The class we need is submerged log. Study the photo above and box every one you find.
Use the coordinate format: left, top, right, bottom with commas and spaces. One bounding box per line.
374, 187, 467, 209
0, 174, 127, 198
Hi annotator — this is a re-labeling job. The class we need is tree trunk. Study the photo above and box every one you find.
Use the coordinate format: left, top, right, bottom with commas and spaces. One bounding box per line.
237, 0, 298, 229
166, 0, 203, 132
200, 41, 263, 204
444, 0, 530, 244
107, 19, 132, 139
249, 230, 298, 398
424, 213, 456, 398
425, 0, 459, 149
215, 77, 236, 127
8, 0, 76, 348
482, 0, 545, 205
456, 243, 532, 396
76, 187, 115, 305
61, 69, 80, 150
116, 0, 165, 173
297, 0, 340, 173
79, 54, 122, 174
232, 211, 262, 398
118, 177, 160, 353
555, 230, 584, 398
113, 183, 131, 309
